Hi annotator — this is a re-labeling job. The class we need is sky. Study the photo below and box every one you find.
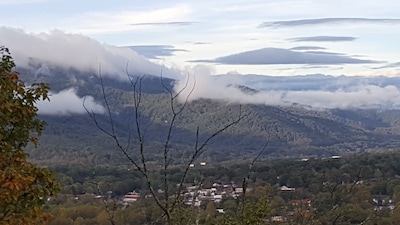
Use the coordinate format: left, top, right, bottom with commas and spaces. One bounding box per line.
2, 0, 400, 114
1, 0, 400, 77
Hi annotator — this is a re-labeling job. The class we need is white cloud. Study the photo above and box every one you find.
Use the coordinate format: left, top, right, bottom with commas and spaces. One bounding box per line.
37, 88, 104, 115
63, 4, 192, 35
284, 85, 400, 109
175, 72, 400, 109
0, 27, 180, 79
348, 68, 400, 77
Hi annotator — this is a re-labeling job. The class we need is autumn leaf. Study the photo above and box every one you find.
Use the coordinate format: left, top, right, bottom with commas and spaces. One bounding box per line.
0, 46, 60, 224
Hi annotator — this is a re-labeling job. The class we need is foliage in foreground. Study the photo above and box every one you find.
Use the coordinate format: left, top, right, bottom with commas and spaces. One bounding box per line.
0, 46, 60, 224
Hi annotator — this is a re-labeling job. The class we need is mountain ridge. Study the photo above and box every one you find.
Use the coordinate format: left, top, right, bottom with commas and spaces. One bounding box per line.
17, 65, 400, 165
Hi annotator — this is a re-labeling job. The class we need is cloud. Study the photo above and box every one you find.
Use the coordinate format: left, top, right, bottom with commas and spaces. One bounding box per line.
0, 27, 180, 80
259, 18, 400, 28
126, 45, 188, 59
191, 42, 211, 45
290, 46, 326, 51
130, 22, 195, 26
290, 36, 356, 42
61, 4, 192, 35
175, 73, 400, 109
283, 85, 400, 109
300, 65, 343, 70
37, 88, 104, 116
174, 65, 286, 105
191, 47, 381, 65
373, 62, 400, 69
302, 51, 343, 55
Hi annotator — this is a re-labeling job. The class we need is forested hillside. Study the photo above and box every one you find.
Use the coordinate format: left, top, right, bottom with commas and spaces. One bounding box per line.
18, 65, 400, 165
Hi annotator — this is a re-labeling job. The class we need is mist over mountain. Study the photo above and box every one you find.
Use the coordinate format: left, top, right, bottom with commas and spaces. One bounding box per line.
3, 28, 400, 164
16, 63, 400, 165
3, 28, 400, 110
209, 73, 400, 109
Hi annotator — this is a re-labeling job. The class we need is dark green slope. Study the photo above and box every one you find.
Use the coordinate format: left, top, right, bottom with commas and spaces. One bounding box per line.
19, 66, 400, 165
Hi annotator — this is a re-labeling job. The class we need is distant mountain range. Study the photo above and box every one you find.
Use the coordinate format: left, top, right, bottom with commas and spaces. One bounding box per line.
216, 73, 400, 91
18, 63, 400, 166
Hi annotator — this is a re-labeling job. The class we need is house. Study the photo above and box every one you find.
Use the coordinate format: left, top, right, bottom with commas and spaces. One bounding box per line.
271, 216, 284, 222
216, 208, 225, 213
123, 191, 140, 203
290, 199, 311, 207
373, 197, 396, 210
280, 185, 296, 192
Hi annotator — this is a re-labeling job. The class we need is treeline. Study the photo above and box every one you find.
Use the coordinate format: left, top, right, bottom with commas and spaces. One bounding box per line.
45, 151, 400, 224
51, 152, 400, 197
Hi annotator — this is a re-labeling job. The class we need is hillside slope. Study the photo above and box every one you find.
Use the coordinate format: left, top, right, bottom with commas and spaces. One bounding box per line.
19, 65, 400, 165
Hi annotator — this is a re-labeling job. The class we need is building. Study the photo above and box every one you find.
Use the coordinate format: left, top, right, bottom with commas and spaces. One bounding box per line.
123, 191, 140, 203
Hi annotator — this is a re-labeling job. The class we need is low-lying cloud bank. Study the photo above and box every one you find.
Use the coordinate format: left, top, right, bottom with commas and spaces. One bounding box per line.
0, 27, 183, 116
174, 71, 400, 109
0, 27, 180, 80
40, 73, 400, 116
36, 88, 104, 116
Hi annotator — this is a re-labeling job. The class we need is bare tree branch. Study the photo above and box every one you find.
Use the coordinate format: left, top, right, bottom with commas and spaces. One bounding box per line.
84, 72, 169, 217
91, 174, 116, 225
85, 69, 245, 224
172, 105, 248, 212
